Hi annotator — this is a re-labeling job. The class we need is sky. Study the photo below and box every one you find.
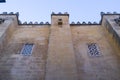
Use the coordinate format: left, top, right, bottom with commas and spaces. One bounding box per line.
0, 0, 120, 23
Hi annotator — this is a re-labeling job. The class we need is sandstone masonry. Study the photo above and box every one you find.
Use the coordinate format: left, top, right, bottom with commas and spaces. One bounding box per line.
0, 12, 120, 80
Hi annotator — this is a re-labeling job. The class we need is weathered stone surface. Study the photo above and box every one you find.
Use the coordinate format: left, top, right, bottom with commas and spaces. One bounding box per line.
45, 15, 78, 80
0, 15, 49, 80
0, 43, 48, 80
71, 25, 120, 80
0, 13, 120, 80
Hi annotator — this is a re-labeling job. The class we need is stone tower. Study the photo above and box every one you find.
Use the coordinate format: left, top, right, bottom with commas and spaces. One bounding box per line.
45, 13, 78, 80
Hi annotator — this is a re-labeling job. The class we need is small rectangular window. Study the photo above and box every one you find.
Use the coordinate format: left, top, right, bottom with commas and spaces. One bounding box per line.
87, 43, 101, 57
21, 43, 34, 55
58, 19, 62, 21
58, 19, 63, 25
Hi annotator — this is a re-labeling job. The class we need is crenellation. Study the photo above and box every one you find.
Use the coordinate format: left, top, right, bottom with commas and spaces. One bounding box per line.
45, 22, 50, 24
93, 21, 98, 24
101, 11, 120, 16
71, 21, 99, 25
64, 12, 68, 14
29, 21, 33, 24
113, 11, 117, 14
51, 12, 69, 17
2, 12, 120, 25
77, 21, 81, 24
107, 12, 111, 14
88, 21, 92, 24
71, 22, 75, 24
51, 12, 55, 14
15, 12, 19, 17
1, 12, 19, 17
82, 21, 86, 24
9, 12, 14, 15
58, 12, 62, 14
34, 22, 38, 24
23, 21, 27, 24
2, 12, 7, 14
51, 12, 69, 15
20, 21, 50, 25
40, 22, 44, 25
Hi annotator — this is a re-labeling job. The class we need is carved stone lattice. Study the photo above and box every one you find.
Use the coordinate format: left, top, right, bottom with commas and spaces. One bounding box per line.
0, 18, 5, 24
114, 16, 120, 26
21, 43, 34, 55
87, 43, 101, 57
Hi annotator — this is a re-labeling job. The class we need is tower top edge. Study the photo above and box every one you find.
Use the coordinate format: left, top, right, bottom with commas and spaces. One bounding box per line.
0, 12, 19, 17
51, 12, 69, 16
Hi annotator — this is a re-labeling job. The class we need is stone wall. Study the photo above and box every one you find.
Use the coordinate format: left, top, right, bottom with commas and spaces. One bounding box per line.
102, 15, 120, 49
0, 15, 17, 54
0, 23, 50, 80
0, 13, 120, 80
45, 15, 78, 80
71, 25, 120, 80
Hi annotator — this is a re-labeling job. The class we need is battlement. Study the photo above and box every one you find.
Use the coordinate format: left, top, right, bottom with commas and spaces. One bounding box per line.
22, 21, 50, 25
0, 12, 120, 25
70, 21, 99, 25
100, 11, 120, 16
0, 12, 19, 16
51, 12, 69, 17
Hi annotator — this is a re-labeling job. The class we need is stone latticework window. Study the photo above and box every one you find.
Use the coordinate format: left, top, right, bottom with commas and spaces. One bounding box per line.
114, 16, 120, 26
0, 18, 5, 24
87, 43, 101, 57
21, 43, 34, 55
